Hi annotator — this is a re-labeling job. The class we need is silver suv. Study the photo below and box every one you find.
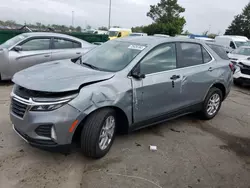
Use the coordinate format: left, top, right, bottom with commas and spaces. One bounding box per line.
10, 37, 233, 158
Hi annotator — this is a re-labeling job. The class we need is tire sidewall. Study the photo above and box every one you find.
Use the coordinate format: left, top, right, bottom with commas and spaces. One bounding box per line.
95, 110, 116, 158
203, 88, 222, 119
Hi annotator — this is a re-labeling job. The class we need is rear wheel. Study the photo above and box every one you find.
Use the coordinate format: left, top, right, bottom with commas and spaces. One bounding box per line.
200, 88, 222, 120
80, 108, 116, 159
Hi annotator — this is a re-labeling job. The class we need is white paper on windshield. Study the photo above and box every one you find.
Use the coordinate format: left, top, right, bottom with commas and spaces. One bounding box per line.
128, 45, 146, 51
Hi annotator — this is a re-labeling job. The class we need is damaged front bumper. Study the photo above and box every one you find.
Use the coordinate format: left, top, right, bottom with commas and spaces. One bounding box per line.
10, 91, 85, 153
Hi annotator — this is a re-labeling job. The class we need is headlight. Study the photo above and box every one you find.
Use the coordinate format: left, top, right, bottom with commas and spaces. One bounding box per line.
30, 93, 78, 111
30, 103, 66, 111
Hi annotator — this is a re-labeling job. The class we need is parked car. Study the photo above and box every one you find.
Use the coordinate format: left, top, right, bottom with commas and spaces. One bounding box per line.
129, 33, 148, 37
10, 37, 233, 158
215, 35, 249, 51
0, 32, 95, 80
233, 58, 250, 86
227, 46, 250, 65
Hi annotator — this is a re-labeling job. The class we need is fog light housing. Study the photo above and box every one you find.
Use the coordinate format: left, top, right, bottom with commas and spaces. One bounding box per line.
51, 126, 57, 141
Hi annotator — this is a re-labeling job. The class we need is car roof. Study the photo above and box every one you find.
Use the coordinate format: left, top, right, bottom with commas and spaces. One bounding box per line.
22, 32, 88, 43
116, 36, 207, 46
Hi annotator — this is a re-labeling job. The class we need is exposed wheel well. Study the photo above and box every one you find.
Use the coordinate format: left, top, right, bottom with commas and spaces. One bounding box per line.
212, 83, 226, 100
72, 106, 129, 144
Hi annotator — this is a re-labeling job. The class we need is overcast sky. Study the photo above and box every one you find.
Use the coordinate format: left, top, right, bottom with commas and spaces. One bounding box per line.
0, 0, 249, 34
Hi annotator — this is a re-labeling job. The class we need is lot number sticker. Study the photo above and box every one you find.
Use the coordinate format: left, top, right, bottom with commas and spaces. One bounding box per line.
128, 45, 146, 51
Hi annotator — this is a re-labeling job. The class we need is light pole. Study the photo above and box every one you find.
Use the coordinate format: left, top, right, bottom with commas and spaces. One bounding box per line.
108, 0, 111, 29
72, 11, 75, 27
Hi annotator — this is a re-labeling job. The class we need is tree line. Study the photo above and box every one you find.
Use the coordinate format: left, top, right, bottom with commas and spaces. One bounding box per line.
225, 2, 250, 38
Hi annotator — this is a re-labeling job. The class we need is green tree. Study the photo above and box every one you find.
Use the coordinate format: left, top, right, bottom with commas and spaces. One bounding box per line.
76, 26, 82, 32
5, 20, 16, 27
225, 2, 250, 38
98, 26, 108, 31
132, 26, 144, 33
182, 30, 191, 35
86, 25, 91, 29
145, 0, 186, 36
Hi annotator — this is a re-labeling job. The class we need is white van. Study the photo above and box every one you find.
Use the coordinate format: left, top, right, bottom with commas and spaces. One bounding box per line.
215, 35, 249, 50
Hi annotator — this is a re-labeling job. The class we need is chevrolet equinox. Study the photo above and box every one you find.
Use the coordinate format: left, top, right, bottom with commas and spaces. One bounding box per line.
10, 37, 233, 158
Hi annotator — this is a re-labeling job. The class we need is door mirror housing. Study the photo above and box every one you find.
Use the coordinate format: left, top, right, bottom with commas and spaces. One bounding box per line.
132, 72, 145, 79
130, 65, 145, 79
13, 45, 22, 52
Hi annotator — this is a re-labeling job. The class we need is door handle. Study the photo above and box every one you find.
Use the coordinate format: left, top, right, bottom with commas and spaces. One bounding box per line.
44, 54, 50, 57
208, 67, 213, 72
170, 75, 180, 80
76, 52, 81, 55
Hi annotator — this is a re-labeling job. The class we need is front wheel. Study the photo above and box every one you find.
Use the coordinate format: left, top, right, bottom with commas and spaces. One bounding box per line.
200, 88, 222, 120
80, 108, 116, 159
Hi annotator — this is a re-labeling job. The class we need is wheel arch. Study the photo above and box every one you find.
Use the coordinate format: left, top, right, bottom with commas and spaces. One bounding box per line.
205, 82, 226, 101
72, 106, 129, 144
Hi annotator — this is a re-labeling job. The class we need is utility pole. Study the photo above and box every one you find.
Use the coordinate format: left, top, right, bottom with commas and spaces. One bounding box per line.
108, 0, 111, 29
72, 11, 75, 27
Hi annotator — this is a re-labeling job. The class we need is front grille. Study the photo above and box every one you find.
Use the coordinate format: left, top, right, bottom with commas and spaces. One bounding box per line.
241, 68, 250, 75
35, 124, 52, 138
11, 98, 28, 118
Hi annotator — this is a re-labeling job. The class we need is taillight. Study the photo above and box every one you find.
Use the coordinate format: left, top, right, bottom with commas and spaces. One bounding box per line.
229, 62, 235, 72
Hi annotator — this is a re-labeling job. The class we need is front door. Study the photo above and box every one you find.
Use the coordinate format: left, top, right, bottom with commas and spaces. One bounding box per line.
8, 37, 52, 77
131, 43, 182, 123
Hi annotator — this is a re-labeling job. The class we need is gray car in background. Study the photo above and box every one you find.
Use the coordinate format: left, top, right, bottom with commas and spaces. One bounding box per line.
10, 37, 233, 159
0, 32, 95, 80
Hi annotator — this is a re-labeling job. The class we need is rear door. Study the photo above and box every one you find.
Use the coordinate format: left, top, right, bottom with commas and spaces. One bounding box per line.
132, 43, 183, 123
8, 37, 52, 76
51, 37, 84, 61
176, 42, 215, 107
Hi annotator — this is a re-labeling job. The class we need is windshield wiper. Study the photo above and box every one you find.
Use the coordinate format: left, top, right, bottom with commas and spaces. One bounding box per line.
81, 62, 101, 70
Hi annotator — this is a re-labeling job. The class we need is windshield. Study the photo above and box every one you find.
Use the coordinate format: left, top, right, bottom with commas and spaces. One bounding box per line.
80, 41, 146, 72
1, 34, 28, 49
109, 31, 119, 37
235, 41, 248, 48
232, 47, 250, 56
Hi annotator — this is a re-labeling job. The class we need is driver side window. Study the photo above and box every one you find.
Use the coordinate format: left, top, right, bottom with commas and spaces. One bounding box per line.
140, 43, 177, 75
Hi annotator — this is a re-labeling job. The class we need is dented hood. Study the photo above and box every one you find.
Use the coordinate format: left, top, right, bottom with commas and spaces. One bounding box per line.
12, 59, 115, 92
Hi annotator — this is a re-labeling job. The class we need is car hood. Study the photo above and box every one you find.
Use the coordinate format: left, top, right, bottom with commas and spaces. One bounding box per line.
12, 59, 115, 92
228, 53, 249, 60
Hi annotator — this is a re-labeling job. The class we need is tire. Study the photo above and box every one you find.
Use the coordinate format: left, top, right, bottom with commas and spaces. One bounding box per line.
200, 87, 223, 120
233, 79, 242, 86
80, 108, 116, 159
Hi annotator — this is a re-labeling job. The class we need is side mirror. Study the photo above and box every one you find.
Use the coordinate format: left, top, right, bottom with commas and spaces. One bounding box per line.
132, 73, 145, 79
13, 45, 22, 52
130, 65, 145, 79
117, 32, 122, 38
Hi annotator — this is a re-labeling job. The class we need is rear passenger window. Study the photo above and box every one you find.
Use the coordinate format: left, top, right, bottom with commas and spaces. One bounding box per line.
202, 47, 212, 63
179, 43, 203, 67
54, 38, 81, 49
207, 44, 229, 60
